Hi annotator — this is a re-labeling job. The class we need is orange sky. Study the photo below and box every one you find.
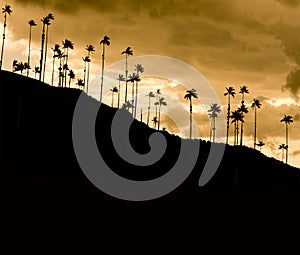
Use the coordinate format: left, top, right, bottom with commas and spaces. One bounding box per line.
1, 0, 300, 167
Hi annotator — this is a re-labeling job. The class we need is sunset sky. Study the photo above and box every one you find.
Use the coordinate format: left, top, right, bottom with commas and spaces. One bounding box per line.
1, 0, 300, 167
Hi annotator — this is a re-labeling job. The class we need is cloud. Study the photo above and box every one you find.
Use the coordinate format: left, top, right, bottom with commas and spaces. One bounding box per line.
276, 0, 300, 7
283, 68, 300, 98
294, 113, 300, 121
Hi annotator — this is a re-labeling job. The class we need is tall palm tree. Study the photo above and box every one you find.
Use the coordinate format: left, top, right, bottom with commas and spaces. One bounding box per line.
76, 79, 84, 90
27, 20, 37, 77
134, 64, 144, 118
110, 86, 118, 108
85, 45, 95, 94
62, 39, 74, 87
239, 85, 249, 104
146, 91, 156, 126
116, 74, 125, 108
152, 117, 159, 129
42, 13, 54, 82
237, 103, 249, 146
155, 97, 167, 131
39, 15, 50, 81
184, 88, 198, 140
122, 100, 134, 111
279, 144, 288, 162
57, 50, 64, 87
251, 98, 262, 149
208, 103, 221, 143
121, 47, 133, 103
68, 69, 75, 88
83, 56, 90, 90
256, 141, 265, 152
230, 110, 244, 146
100, 35, 110, 104
51, 44, 60, 86
33, 66, 40, 79
127, 73, 140, 115
224, 87, 236, 144
0, 4, 12, 71
155, 89, 162, 119
281, 115, 293, 164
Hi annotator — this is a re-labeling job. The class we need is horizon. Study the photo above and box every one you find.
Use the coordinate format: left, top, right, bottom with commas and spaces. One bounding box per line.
1, 0, 299, 167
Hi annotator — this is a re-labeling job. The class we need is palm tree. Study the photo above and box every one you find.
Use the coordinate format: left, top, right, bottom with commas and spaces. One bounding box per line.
155, 89, 162, 119
127, 73, 141, 115
230, 110, 244, 145
33, 66, 40, 79
239, 85, 249, 104
224, 87, 236, 144
13, 60, 25, 75
146, 91, 156, 126
155, 97, 167, 131
251, 98, 262, 149
57, 50, 65, 87
27, 20, 37, 77
0, 4, 12, 71
281, 115, 293, 164
39, 15, 50, 81
83, 56, 90, 90
256, 141, 265, 152
62, 39, 74, 87
85, 45, 95, 94
68, 69, 75, 88
122, 100, 134, 111
51, 44, 61, 86
237, 103, 249, 146
121, 47, 133, 103
152, 117, 159, 129
42, 13, 54, 82
184, 88, 198, 140
134, 64, 144, 118
100, 35, 110, 104
110, 86, 118, 108
24, 62, 30, 75
208, 103, 221, 143
279, 144, 288, 162
77, 79, 85, 90
116, 74, 125, 108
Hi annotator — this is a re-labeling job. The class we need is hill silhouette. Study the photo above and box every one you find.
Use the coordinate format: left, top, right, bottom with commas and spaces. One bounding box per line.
1, 70, 300, 212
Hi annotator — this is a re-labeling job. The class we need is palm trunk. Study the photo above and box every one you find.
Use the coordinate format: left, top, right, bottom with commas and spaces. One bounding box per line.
213, 117, 216, 143
236, 121, 239, 145
69, 76, 71, 88
226, 96, 230, 144
147, 97, 151, 126
100, 44, 105, 104
118, 81, 121, 108
27, 26, 32, 77
209, 119, 212, 142
282, 148, 284, 162
51, 57, 55, 86
158, 104, 161, 131
0, 14, 7, 71
131, 82, 135, 115
58, 58, 62, 87
286, 124, 288, 164
124, 55, 128, 103
254, 107, 257, 149
190, 100, 192, 140
39, 22, 46, 81
42, 25, 49, 82
240, 122, 244, 146
64, 49, 69, 88
86, 51, 91, 94
134, 82, 138, 118
234, 122, 237, 145
83, 61, 87, 92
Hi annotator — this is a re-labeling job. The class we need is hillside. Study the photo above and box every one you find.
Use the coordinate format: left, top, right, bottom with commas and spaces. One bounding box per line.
1, 70, 300, 204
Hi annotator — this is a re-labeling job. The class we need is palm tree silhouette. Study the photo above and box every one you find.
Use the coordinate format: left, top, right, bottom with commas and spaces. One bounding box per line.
279, 144, 288, 162
42, 13, 54, 82
62, 39, 74, 87
224, 87, 236, 144
281, 115, 293, 164
100, 35, 110, 104
134, 64, 144, 118
121, 47, 133, 103
208, 103, 221, 143
184, 88, 198, 140
155, 97, 167, 130
76, 79, 84, 90
152, 116, 159, 129
237, 103, 249, 146
110, 86, 118, 107
251, 98, 262, 149
83, 56, 91, 91
239, 85, 249, 104
155, 89, 162, 120
24, 62, 30, 75
116, 74, 125, 108
146, 91, 156, 126
85, 45, 95, 94
51, 44, 61, 86
27, 20, 37, 77
39, 15, 50, 81
122, 100, 134, 111
0, 4, 12, 71
256, 141, 265, 152
127, 73, 140, 115
33, 66, 40, 79
230, 110, 244, 145
13, 60, 25, 75
57, 50, 65, 87
68, 69, 75, 88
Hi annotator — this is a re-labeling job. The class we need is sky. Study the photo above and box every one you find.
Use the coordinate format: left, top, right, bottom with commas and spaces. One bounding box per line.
1, 0, 300, 167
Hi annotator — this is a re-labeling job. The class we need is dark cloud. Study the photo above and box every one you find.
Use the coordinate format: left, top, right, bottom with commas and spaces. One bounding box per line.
294, 113, 300, 121
283, 68, 300, 98
276, 0, 300, 7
